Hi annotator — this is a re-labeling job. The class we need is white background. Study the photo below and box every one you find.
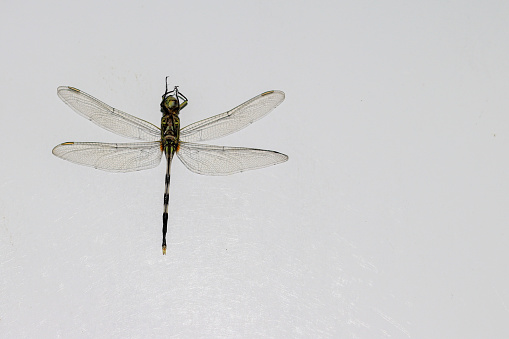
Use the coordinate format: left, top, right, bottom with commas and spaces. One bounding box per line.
1, 1, 508, 338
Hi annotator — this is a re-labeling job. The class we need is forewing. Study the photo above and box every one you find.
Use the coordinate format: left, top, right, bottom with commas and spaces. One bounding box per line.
52, 141, 162, 172
57, 86, 161, 141
180, 90, 285, 142
177, 142, 288, 176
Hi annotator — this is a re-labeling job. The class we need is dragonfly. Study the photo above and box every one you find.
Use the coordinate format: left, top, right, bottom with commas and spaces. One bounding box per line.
52, 78, 288, 254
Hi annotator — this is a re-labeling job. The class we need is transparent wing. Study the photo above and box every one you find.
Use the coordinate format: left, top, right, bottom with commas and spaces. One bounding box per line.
180, 90, 285, 142
57, 86, 161, 141
52, 141, 162, 172
177, 142, 288, 176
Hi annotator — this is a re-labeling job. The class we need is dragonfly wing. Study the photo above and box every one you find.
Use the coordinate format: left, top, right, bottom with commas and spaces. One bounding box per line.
177, 142, 288, 176
57, 86, 161, 141
180, 90, 285, 142
52, 141, 162, 172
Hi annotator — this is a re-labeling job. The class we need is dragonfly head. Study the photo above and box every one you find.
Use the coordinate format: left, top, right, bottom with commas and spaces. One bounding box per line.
161, 77, 188, 114
162, 95, 179, 113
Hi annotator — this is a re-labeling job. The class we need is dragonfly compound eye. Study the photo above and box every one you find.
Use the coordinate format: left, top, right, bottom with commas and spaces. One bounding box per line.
164, 96, 178, 110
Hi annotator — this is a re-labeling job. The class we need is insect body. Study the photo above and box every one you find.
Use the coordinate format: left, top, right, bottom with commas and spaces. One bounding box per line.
53, 78, 288, 254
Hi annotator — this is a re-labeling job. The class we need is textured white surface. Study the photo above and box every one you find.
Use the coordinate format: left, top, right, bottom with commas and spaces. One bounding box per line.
1, 1, 509, 337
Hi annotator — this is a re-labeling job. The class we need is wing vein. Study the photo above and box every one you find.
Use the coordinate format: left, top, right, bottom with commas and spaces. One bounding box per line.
52, 141, 162, 172
177, 142, 288, 175
180, 90, 285, 142
57, 86, 161, 141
